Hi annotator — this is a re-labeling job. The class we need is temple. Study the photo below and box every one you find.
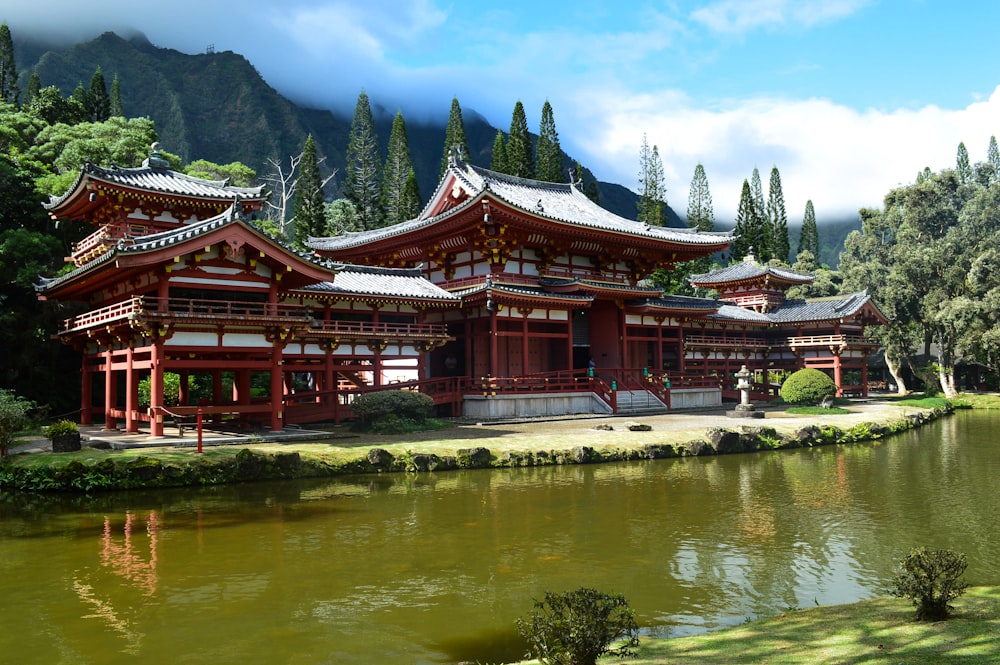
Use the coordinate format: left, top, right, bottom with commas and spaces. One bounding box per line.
39, 147, 886, 432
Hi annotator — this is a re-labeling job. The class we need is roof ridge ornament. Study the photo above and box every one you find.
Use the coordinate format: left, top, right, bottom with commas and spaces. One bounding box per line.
143, 142, 170, 170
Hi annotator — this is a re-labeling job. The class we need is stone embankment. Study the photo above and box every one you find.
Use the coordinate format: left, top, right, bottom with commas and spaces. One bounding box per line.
0, 401, 950, 492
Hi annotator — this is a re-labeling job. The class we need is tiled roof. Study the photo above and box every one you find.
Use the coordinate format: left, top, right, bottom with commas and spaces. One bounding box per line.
712, 304, 773, 323
45, 161, 266, 210
766, 291, 873, 323
630, 294, 722, 311
452, 281, 594, 303
309, 160, 734, 251
690, 257, 813, 286
298, 265, 460, 302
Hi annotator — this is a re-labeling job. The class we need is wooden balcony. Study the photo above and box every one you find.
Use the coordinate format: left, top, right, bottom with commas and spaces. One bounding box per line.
786, 334, 871, 348
684, 335, 771, 349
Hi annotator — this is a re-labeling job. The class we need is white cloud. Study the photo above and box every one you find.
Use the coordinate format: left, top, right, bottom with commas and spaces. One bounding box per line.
564, 85, 1000, 224
691, 0, 871, 34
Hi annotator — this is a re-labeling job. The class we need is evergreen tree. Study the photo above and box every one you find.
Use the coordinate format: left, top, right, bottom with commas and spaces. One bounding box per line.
324, 199, 361, 236
637, 133, 667, 225
109, 74, 123, 118
292, 134, 326, 248
798, 199, 820, 259
576, 160, 600, 204
731, 179, 755, 262
0, 23, 18, 106
535, 100, 562, 182
490, 129, 507, 173
440, 96, 470, 175
344, 90, 382, 230
767, 166, 789, 263
69, 83, 89, 119
506, 100, 533, 178
382, 110, 421, 226
956, 142, 972, 184
749, 167, 768, 259
686, 163, 714, 231
88, 66, 110, 122
24, 71, 40, 107
989, 136, 1000, 182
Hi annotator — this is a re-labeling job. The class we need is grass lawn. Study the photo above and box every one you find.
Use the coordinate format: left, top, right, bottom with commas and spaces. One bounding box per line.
616, 586, 1000, 664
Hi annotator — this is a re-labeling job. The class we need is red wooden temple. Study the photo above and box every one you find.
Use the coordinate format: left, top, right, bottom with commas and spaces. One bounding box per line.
38, 146, 886, 431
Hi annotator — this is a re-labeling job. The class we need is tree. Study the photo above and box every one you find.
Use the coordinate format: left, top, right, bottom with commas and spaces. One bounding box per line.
516, 588, 639, 665
637, 133, 667, 226
576, 160, 600, 204
887, 547, 968, 621
440, 96, 469, 175
183, 159, 256, 187
750, 167, 769, 259
956, 142, 972, 184
505, 100, 533, 178
535, 100, 562, 183
324, 198, 361, 236
343, 90, 381, 230
989, 136, 1000, 183
767, 166, 789, 263
797, 199, 820, 258
88, 67, 110, 122
0, 23, 18, 106
263, 152, 302, 237
292, 134, 327, 247
26, 85, 85, 125
731, 179, 755, 261
109, 74, 123, 118
490, 129, 507, 173
23, 71, 41, 108
381, 110, 421, 226
686, 163, 714, 232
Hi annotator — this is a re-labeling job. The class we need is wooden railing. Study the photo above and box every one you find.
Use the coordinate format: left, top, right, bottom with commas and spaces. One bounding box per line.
684, 335, 770, 348
60, 297, 143, 332
786, 334, 870, 347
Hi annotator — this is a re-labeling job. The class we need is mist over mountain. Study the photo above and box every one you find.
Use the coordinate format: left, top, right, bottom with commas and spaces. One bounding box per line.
13, 29, 858, 253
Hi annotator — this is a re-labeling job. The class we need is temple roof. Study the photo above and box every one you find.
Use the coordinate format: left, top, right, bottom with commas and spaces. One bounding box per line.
708, 291, 883, 325
309, 160, 734, 252
628, 294, 723, 313
689, 254, 813, 287
45, 159, 266, 215
296, 265, 460, 303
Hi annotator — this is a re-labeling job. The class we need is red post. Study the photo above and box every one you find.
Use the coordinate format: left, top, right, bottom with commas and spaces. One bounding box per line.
197, 407, 203, 454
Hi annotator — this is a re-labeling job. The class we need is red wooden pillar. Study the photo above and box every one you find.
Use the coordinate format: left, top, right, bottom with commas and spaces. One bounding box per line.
566, 311, 574, 371
861, 357, 869, 397
521, 315, 529, 375
833, 353, 843, 397
80, 356, 93, 426
270, 344, 284, 432
618, 305, 628, 370
149, 338, 165, 437
489, 307, 498, 378
104, 347, 116, 430
678, 325, 686, 372
125, 345, 138, 433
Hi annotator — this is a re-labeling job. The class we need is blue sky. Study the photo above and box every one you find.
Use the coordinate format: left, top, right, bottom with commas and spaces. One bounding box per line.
7, 0, 1000, 222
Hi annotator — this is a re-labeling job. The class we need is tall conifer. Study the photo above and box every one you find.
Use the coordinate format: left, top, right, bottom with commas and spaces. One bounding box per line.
731, 179, 754, 262
24, 71, 40, 107
109, 74, 123, 117
89, 66, 110, 122
292, 134, 326, 248
749, 167, 768, 259
767, 166, 789, 263
797, 199, 820, 259
686, 163, 714, 232
535, 100, 562, 182
637, 134, 667, 226
956, 142, 972, 184
506, 101, 533, 178
0, 23, 18, 106
344, 91, 382, 230
988, 136, 1000, 182
491, 129, 507, 173
440, 96, 470, 175
382, 110, 421, 226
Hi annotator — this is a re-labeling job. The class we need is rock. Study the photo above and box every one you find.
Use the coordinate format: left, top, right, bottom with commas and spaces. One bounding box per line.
626, 422, 651, 432
571, 446, 595, 463
367, 448, 394, 468
409, 454, 439, 472
593, 423, 614, 431
457, 446, 492, 468
641, 443, 676, 459
706, 427, 741, 453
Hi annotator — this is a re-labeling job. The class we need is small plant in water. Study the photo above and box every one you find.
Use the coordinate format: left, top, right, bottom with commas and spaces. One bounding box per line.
516, 587, 639, 665
886, 547, 968, 621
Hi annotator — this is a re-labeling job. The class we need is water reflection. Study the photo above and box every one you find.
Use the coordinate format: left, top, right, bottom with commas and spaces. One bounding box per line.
1, 411, 999, 665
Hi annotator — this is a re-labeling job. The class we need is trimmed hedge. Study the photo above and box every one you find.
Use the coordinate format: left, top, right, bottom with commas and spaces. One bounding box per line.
780, 368, 837, 405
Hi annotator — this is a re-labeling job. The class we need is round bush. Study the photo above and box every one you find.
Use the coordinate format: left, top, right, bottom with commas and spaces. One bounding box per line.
350, 390, 434, 424
779, 368, 837, 405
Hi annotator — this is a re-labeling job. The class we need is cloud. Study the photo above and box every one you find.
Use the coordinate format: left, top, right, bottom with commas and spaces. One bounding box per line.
567, 85, 1000, 224
691, 0, 871, 34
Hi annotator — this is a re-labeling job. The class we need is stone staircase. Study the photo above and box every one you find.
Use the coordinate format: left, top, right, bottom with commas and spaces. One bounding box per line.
614, 389, 668, 415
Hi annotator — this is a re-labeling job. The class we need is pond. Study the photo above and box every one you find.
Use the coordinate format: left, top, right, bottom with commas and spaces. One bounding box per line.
2, 410, 998, 664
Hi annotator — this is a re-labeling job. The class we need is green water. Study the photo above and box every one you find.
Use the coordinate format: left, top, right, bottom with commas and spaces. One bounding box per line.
2, 410, 999, 664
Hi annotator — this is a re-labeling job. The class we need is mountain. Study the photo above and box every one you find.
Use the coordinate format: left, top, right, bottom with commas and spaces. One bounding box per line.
14, 31, 663, 224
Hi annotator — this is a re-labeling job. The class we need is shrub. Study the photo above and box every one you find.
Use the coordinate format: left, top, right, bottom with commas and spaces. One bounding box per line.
351, 390, 434, 426
45, 419, 79, 439
0, 389, 35, 459
516, 588, 639, 665
887, 547, 969, 621
779, 368, 837, 406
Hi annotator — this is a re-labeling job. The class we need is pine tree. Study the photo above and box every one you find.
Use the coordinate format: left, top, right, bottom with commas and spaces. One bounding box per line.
24, 71, 40, 107
535, 100, 562, 182
731, 179, 755, 261
750, 167, 768, 259
956, 142, 972, 184
686, 163, 714, 231
440, 96, 470, 175
989, 136, 1000, 182
344, 91, 382, 230
69, 83, 89, 119
109, 74, 123, 118
506, 100, 533, 178
491, 129, 507, 173
292, 135, 326, 248
767, 166, 789, 263
382, 110, 421, 226
89, 66, 110, 121
0, 23, 18, 106
797, 199, 820, 260
637, 134, 667, 225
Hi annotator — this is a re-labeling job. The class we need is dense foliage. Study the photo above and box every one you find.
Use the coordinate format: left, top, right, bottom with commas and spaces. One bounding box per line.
887, 547, 969, 621
0, 389, 34, 458
516, 588, 640, 665
350, 390, 434, 427
779, 368, 837, 405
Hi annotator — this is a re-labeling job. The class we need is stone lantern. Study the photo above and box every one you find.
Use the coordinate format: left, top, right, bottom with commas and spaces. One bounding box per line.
728, 364, 764, 419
